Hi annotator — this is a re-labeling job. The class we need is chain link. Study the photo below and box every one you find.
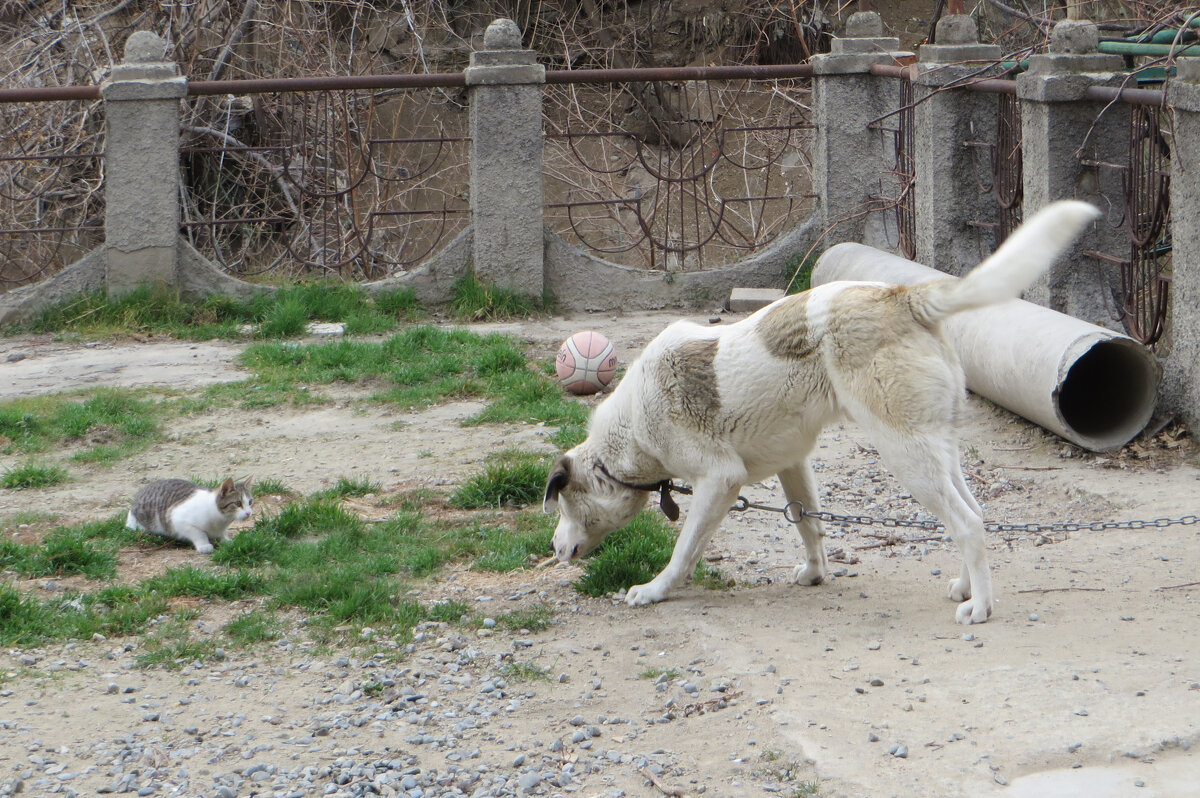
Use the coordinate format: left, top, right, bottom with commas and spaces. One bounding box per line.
728, 496, 1200, 535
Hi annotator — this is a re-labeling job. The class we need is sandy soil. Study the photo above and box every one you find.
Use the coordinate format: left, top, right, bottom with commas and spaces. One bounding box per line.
2, 311, 1200, 797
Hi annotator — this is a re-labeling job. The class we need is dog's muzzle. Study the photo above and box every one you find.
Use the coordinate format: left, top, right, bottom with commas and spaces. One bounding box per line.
555, 542, 581, 561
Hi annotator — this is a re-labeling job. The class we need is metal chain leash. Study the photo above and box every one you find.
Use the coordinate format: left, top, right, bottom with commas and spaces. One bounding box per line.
726, 495, 1200, 535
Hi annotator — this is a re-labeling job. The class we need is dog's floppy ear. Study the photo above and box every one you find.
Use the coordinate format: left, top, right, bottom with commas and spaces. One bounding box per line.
543, 455, 571, 513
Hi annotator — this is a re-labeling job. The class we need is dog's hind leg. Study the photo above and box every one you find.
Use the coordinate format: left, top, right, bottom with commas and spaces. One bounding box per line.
946, 460, 985, 602
871, 432, 993, 625
626, 478, 743, 607
779, 462, 828, 586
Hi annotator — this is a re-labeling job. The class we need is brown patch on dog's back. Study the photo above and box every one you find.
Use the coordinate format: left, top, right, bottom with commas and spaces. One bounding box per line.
757, 293, 816, 360
654, 338, 721, 431
825, 284, 961, 429
825, 284, 920, 370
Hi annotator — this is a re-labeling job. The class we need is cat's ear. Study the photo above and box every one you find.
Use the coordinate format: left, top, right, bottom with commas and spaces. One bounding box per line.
219, 477, 235, 494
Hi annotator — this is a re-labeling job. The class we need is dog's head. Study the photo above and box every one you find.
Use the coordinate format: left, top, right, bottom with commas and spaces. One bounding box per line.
543, 452, 648, 562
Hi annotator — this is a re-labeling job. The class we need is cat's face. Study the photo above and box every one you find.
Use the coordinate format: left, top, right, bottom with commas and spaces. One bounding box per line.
218, 478, 254, 521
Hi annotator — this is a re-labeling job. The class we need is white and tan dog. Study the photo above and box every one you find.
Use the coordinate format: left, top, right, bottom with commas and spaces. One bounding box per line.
544, 200, 1100, 624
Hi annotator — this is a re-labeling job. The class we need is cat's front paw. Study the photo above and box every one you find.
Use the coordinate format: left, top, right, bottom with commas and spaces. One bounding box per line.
194, 542, 214, 554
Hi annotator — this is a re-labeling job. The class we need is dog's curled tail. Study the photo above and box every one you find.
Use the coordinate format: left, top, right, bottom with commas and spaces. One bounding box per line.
914, 200, 1101, 322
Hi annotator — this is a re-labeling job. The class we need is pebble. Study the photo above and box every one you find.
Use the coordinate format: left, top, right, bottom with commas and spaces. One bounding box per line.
0, 620, 764, 798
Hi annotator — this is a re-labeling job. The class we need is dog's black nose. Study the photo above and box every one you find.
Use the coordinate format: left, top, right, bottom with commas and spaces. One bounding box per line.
571, 543, 579, 558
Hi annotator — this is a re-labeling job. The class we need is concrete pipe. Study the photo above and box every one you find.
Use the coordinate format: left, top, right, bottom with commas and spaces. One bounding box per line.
812, 243, 1159, 453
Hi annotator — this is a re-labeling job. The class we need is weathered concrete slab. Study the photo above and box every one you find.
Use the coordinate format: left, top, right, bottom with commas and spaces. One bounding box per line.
728, 287, 785, 312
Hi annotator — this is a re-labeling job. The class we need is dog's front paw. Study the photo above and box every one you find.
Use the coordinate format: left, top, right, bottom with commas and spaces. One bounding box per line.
789, 564, 825, 586
625, 581, 668, 606
948, 577, 971, 603
955, 596, 992, 625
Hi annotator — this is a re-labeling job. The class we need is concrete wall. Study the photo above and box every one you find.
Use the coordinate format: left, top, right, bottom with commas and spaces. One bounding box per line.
1163, 58, 1200, 432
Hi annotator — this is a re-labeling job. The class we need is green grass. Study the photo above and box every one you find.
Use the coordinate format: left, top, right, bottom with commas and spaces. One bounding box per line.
254, 478, 297, 496
228, 327, 591, 435
0, 388, 160, 458
14, 282, 423, 340
784, 251, 819, 295
493, 605, 555, 633
0, 493, 555, 653
639, 665, 681, 681
1, 461, 69, 489
311, 476, 382, 500
450, 450, 550, 509
500, 660, 552, 682
224, 610, 285, 646
448, 272, 544, 321
5, 510, 58, 525
574, 511, 728, 597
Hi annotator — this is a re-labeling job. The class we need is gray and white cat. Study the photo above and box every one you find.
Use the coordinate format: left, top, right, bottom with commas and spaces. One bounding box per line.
126, 478, 253, 553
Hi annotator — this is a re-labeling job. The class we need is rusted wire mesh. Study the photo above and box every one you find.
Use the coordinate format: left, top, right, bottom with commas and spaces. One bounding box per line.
1120, 102, 1171, 345
0, 100, 105, 290
966, 90, 1023, 253
893, 76, 917, 260
993, 91, 1024, 244
180, 86, 469, 280
542, 75, 816, 271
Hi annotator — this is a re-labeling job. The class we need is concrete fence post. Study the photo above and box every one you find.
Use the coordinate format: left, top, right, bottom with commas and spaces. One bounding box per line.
1016, 19, 1128, 325
1163, 58, 1200, 431
811, 11, 912, 249
99, 30, 188, 296
464, 18, 546, 300
0, 30, 259, 325
913, 15, 1002, 276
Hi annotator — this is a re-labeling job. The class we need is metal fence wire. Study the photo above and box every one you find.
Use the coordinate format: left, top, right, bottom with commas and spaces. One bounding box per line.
1121, 103, 1171, 346
0, 99, 105, 290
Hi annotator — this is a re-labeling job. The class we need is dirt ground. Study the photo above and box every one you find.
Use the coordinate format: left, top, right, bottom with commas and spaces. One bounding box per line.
2, 310, 1200, 797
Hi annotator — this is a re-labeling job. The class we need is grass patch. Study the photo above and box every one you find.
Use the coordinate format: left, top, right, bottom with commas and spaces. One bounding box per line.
0, 388, 160, 460
0, 516, 141, 580
252, 478, 296, 496
493, 605, 555, 633
232, 326, 588, 434
573, 512, 721, 597
500, 660, 552, 682
1, 461, 69, 489
14, 283, 424, 340
693, 563, 735, 591
135, 614, 217, 669
469, 520, 553, 572
784, 251, 819, 295
0, 493, 551, 654
448, 272, 544, 321
5, 510, 58, 525
450, 450, 550, 510
639, 665, 681, 681
311, 476, 382, 501
224, 610, 285, 646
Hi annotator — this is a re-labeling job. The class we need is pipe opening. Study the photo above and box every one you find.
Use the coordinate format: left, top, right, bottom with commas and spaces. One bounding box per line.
1056, 339, 1158, 450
